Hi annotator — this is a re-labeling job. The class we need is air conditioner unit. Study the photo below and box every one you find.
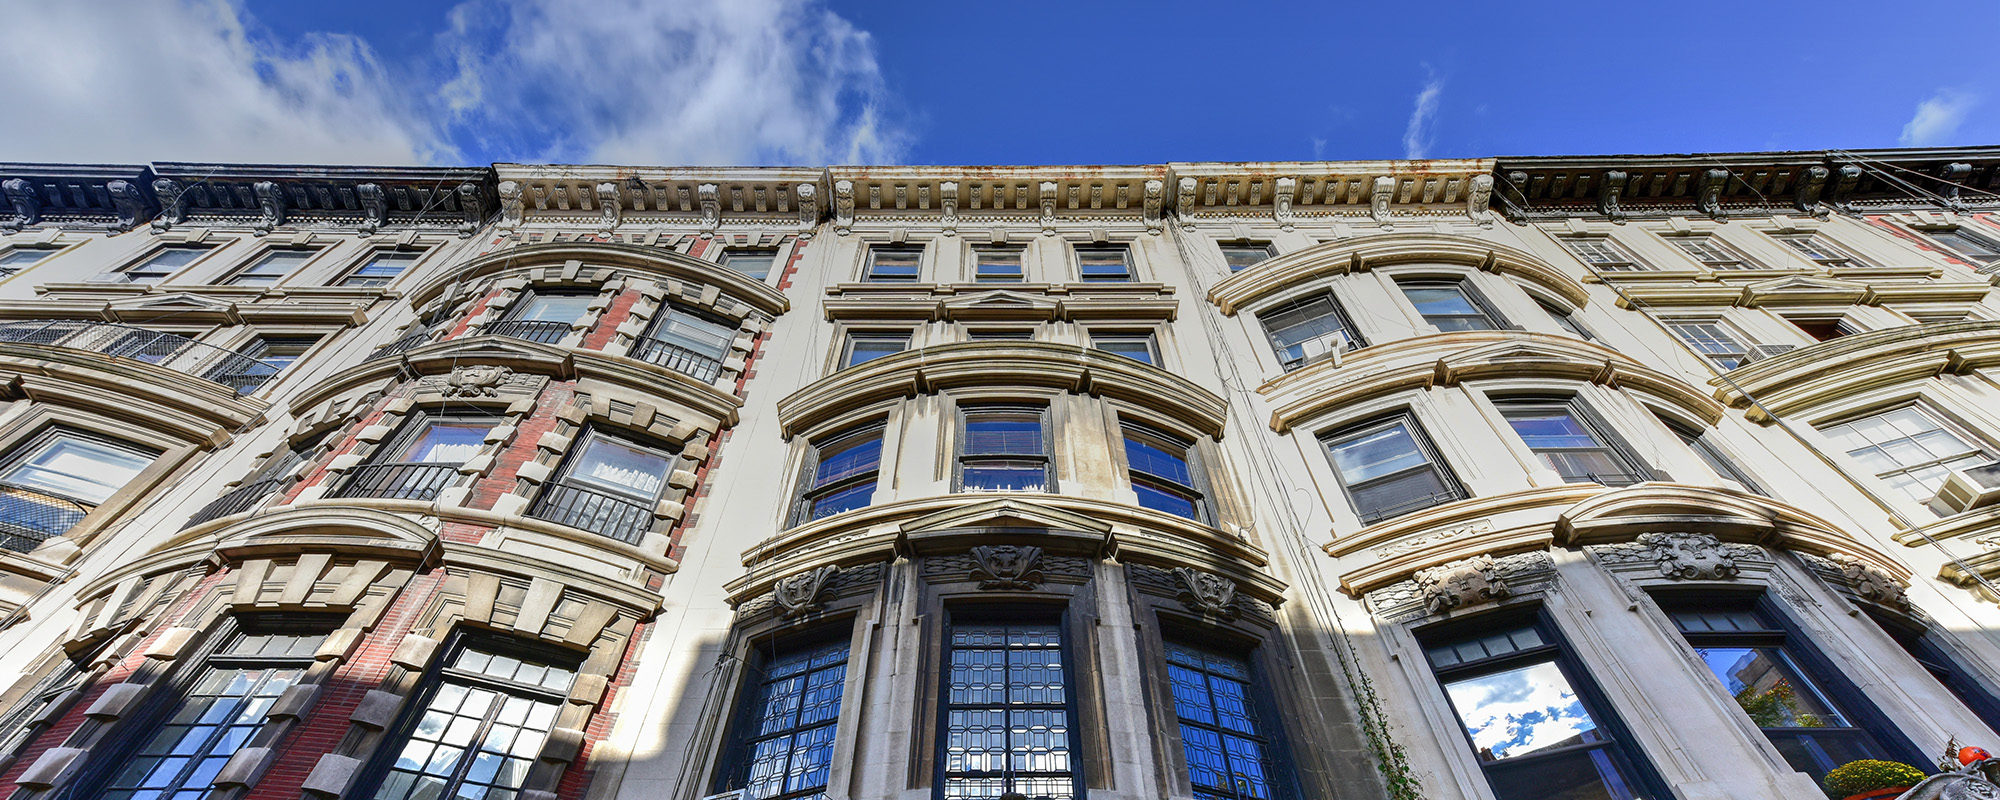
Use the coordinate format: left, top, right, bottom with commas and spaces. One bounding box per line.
1296, 331, 1349, 368
1934, 462, 2000, 513
1744, 343, 1797, 363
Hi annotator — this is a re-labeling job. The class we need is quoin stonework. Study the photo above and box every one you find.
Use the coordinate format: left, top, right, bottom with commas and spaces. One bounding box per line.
0, 150, 1990, 800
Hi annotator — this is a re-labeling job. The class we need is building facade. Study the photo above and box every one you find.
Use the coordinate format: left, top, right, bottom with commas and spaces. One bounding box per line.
0, 149, 1984, 800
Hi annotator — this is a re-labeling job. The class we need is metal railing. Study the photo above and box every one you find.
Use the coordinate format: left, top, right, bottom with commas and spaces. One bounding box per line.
529, 483, 654, 545
0, 320, 283, 394
629, 337, 724, 383
483, 319, 571, 344
0, 482, 89, 552
364, 331, 435, 362
181, 478, 286, 529
330, 463, 460, 502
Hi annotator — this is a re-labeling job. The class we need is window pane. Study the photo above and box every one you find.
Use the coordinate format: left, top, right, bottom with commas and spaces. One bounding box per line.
372, 651, 564, 800
1504, 408, 1600, 449
738, 641, 847, 799
1402, 283, 1496, 331
130, 246, 208, 278
844, 334, 907, 367
344, 252, 420, 286
397, 422, 489, 465
974, 248, 1023, 282
1328, 422, 1429, 485
1219, 243, 1273, 271
944, 624, 1074, 798
1076, 246, 1131, 281
2, 435, 153, 504
1668, 322, 1747, 369
651, 308, 735, 360
1134, 480, 1200, 519
1261, 294, 1359, 368
1093, 336, 1155, 365
1443, 660, 1604, 761
1480, 746, 1636, 800
565, 435, 670, 499
517, 293, 594, 322
867, 246, 922, 281
813, 435, 881, 488
233, 250, 314, 285
1694, 647, 1849, 728
721, 249, 778, 280
0, 249, 53, 268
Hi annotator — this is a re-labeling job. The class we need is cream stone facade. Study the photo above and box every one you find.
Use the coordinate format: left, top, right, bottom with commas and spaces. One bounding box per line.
0, 150, 1987, 800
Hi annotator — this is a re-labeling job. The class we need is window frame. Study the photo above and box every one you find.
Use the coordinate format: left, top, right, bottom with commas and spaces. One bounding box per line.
1158, 636, 1295, 800
1817, 403, 1998, 511
1534, 297, 1593, 340
934, 609, 1085, 800
0, 426, 157, 506
1558, 236, 1648, 272
1320, 412, 1466, 525
953, 404, 1056, 494
1665, 318, 1753, 370
528, 426, 677, 544
224, 247, 319, 286
1119, 421, 1212, 524
1397, 278, 1508, 332
1217, 240, 1276, 272
789, 423, 887, 527
1658, 415, 1765, 495
1664, 234, 1761, 270
970, 245, 1026, 283
0, 244, 61, 275
840, 330, 911, 369
865, 244, 925, 282
1073, 243, 1134, 283
1256, 290, 1366, 372
1771, 232, 1867, 268
355, 632, 582, 800
1916, 224, 2000, 269
333, 411, 496, 502
1862, 609, 2000, 734
1417, 608, 1671, 800
1494, 396, 1653, 486
712, 631, 855, 800
119, 244, 213, 283
337, 248, 424, 287
1089, 331, 1159, 366
720, 247, 781, 281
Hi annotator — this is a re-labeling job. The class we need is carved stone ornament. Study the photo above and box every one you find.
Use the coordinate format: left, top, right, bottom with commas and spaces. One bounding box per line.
795, 182, 818, 231
1940, 162, 1974, 206
1, 178, 39, 229
832, 179, 854, 234
968, 545, 1043, 590
1414, 555, 1510, 614
1172, 567, 1238, 619
1467, 173, 1495, 219
496, 180, 524, 230
1176, 177, 1197, 229
1273, 176, 1297, 227
252, 180, 286, 234
1142, 179, 1164, 233
151, 178, 186, 231
457, 182, 484, 236
106, 179, 149, 232
1597, 169, 1627, 221
938, 181, 959, 234
1696, 168, 1729, 220
1830, 164, 1862, 209
1038, 181, 1058, 236
444, 365, 514, 398
1369, 175, 1395, 223
1638, 532, 1740, 581
356, 182, 388, 234
595, 182, 621, 233
1794, 165, 1829, 216
1899, 756, 2000, 800
1829, 553, 1910, 608
697, 183, 720, 234
773, 565, 838, 619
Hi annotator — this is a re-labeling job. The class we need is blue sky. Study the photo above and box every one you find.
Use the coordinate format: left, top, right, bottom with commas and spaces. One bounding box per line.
0, 0, 1994, 167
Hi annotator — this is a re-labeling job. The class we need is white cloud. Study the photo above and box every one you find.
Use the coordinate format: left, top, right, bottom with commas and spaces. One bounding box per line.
1901, 88, 1979, 147
436, 0, 907, 166
0, 0, 442, 164
1403, 69, 1444, 160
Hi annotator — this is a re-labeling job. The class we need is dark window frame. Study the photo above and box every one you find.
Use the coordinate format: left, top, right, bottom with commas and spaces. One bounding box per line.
789, 423, 887, 527
528, 425, 677, 545
120, 244, 212, 282
1533, 297, 1593, 340
1158, 636, 1296, 800
1862, 609, 2000, 734
1659, 415, 1765, 494
711, 629, 855, 800
1495, 396, 1653, 487
337, 248, 424, 287
971, 245, 1026, 283
1321, 412, 1466, 525
224, 247, 320, 286
954, 404, 1056, 494
1917, 224, 2000, 269
1119, 421, 1213, 524
1396, 277, 1509, 332
933, 606, 1086, 800
1417, 607, 1672, 800
1217, 240, 1276, 272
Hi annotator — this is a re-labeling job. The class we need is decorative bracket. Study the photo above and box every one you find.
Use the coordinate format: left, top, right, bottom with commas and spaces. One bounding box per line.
939, 181, 959, 235
1142, 179, 1165, 234
1829, 553, 1909, 608
1176, 177, 1197, 230
1598, 169, 1627, 222
1038, 181, 1058, 236
151, 178, 186, 232
1272, 176, 1298, 229
773, 565, 838, 619
1940, 162, 1973, 210
252, 180, 286, 235
1829, 164, 1862, 210
697, 183, 720, 237
105, 180, 149, 233
496, 181, 523, 231
968, 545, 1043, 590
457, 182, 484, 237
1466, 174, 1495, 223
796, 182, 818, 232
1, 179, 39, 230
1696, 168, 1730, 221
1793, 165, 1830, 218
356, 183, 388, 234
596, 182, 622, 234
832, 180, 854, 235
1369, 176, 1395, 224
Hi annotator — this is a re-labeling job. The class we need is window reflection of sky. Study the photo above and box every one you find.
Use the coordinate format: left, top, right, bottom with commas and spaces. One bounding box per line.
1444, 661, 1600, 760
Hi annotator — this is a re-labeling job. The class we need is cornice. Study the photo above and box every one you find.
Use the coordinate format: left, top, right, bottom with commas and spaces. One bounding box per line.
1709, 320, 2000, 422
406, 241, 787, 317
1169, 159, 1496, 222
0, 291, 374, 328
727, 494, 1282, 605
492, 163, 823, 232
820, 283, 1178, 323
1260, 331, 1724, 434
0, 162, 157, 232
775, 341, 1228, 439
149, 162, 497, 235
1206, 231, 1590, 315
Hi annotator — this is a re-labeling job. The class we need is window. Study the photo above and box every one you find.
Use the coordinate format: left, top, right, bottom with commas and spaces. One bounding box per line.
1559, 237, 1647, 271
1399, 279, 1503, 332
118, 245, 209, 283
957, 407, 1052, 492
1074, 244, 1132, 282
0, 246, 57, 275
1122, 423, 1207, 521
333, 414, 493, 501
364, 639, 575, 800
941, 621, 1078, 800
972, 246, 1025, 283
227, 248, 315, 286
1497, 398, 1648, 486
530, 428, 674, 544
841, 332, 908, 369
0, 652, 91, 758
866, 244, 923, 282
340, 250, 422, 287
489, 290, 593, 344
1666, 320, 1751, 369
634, 303, 734, 382
1863, 611, 2000, 734
1820, 406, 1995, 509
1536, 299, 1591, 340
1785, 317, 1855, 342
1666, 235, 1757, 270
792, 425, 883, 525
88, 622, 331, 800
0, 429, 154, 551
1218, 241, 1275, 271
721, 248, 781, 280
717, 639, 849, 800
1422, 615, 1662, 800
1661, 416, 1764, 494
1258, 293, 1363, 371
209, 335, 318, 393
1165, 641, 1286, 800
1774, 233, 1866, 268
1921, 226, 2000, 268
1323, 414, 1464, 524
1661, 596, 1914, 781
1091, 332, 1158, 366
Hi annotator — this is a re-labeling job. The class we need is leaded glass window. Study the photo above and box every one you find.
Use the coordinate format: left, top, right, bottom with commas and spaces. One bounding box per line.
368, 642, 575, 800
98, 627, 327, 800
737, 640, 848, 800
1166, 642, 1281, 800
941, 623, 1076, 799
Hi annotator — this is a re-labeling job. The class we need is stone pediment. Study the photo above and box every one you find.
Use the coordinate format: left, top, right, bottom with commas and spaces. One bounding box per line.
938, 290, 1060, 320
1738, 275, 1868, 307
1434, 337, 1617, 384
899, 497, 1115, 539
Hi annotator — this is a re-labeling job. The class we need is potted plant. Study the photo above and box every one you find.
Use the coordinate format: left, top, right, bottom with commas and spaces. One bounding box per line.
1823, 759, 1927, 800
